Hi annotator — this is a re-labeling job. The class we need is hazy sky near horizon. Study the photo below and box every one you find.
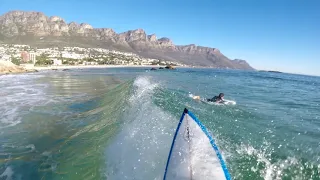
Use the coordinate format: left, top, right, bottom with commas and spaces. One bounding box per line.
0, 0, 319, 75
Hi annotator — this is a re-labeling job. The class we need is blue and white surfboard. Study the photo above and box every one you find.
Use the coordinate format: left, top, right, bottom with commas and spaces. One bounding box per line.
163, 108, 231, 180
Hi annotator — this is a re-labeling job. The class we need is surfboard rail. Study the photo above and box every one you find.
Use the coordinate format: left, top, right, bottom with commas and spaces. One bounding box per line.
163, 108, 231, 180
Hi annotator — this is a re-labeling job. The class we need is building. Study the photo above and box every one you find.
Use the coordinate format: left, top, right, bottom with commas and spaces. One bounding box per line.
21, 51, 29, 62
51, 59, 62, 65
54, 59, 62, 65
29, 53, 36, 64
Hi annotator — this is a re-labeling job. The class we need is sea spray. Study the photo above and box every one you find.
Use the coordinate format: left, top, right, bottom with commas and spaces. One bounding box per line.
104, 76, 177, 180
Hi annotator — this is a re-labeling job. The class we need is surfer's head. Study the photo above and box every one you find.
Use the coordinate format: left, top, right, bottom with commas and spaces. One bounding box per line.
218, 93, 224, 98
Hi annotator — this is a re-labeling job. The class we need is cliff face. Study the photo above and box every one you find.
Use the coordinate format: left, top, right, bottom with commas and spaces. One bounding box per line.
0, 11, 254, 69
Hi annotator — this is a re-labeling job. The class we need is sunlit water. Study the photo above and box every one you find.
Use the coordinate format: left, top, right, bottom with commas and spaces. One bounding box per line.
0, 68, 319, 180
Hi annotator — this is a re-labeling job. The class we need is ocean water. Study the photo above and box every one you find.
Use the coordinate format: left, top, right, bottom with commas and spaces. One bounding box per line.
0, 68, 319, 180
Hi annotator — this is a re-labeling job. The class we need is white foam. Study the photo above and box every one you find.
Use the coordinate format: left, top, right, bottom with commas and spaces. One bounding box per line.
0, 107, 22, 129
0, 73, 78, 129
105, 76, 175, 180
0, 167, 14, 180
129, 76, 159, 102
201, 99, 236, 106
0, 73, 50, 128
0, 144, 36, 156
235, 143, 306, 180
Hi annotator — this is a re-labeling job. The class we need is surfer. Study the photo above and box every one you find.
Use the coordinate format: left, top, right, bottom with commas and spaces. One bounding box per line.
192, 93, 225, 103
207, 93, 225, 103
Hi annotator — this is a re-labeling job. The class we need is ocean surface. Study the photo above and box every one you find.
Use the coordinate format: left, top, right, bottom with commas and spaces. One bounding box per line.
0, 68, 319, 180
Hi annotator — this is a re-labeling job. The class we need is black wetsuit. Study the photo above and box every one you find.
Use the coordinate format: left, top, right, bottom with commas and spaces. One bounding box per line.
207, 96, 221, 102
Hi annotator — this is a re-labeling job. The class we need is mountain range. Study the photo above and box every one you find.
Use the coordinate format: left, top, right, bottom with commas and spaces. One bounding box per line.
0, 11, 254, 69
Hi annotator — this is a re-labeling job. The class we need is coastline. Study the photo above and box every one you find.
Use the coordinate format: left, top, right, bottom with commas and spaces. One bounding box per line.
25, 64, 190, 71
0, 63, 192, 75
0, 60, 37, 75
1, 63, 258, 76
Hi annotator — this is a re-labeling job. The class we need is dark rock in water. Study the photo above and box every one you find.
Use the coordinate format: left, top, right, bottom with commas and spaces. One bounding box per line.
150, 68, 157, 71
259, 70, 283, 73
52, 68, 58, 70
62, 69, 70, 71
159, 67, 164, 69
165, 65, 176, 70
268, 70, 282, 73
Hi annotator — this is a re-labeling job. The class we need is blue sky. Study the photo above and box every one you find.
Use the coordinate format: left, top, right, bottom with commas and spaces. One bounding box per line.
0, 0, 319, 75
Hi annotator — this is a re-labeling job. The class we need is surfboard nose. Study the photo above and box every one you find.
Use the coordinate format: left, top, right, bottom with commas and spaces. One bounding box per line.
164, 108, 231, 180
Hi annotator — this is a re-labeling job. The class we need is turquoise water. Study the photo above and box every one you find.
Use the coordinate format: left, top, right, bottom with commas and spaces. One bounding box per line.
0, 68, 319, 179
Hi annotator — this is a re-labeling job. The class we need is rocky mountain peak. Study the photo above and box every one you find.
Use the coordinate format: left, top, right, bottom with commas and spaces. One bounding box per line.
4, 10, 44, 18
3, 11, 47, 23
158, 37, 174, 46
96, 28, 116, 36
148, 34, 157, 42
80, 23, 93, 29
0, 10, 254, 70
68, 21, 78, 26
233, 59, 247, 64
133, 28, 145, 34
116, 29, 147, 42
49, 16, 65, 23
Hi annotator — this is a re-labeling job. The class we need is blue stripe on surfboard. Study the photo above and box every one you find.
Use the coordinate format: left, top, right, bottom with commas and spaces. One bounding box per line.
163, 108, 187, 180
163, 108, 232, 180
187, 110, 232, 180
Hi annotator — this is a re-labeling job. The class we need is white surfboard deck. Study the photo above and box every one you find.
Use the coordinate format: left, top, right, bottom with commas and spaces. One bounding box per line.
189, 94, 236, 105
200, 99, 236, 105
163, 108, 231, 180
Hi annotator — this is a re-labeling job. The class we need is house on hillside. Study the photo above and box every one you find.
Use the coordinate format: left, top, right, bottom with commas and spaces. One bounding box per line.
0, 55, 11, 61
50, 58, 62, 66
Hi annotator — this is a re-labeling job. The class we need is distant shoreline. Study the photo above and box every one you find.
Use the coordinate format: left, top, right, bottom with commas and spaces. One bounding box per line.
20, 64, 258, 72
24, 64, 191, 71
2, 64, 237, 75
27, 64, 253, 71
2, 64, 318, 77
